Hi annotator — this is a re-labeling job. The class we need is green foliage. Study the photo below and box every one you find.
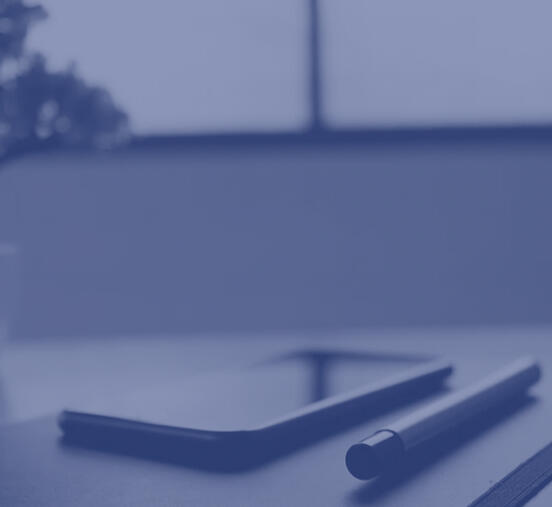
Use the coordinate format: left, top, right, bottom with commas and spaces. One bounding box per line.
0, 0, 129, 158
0, 0, 45, 63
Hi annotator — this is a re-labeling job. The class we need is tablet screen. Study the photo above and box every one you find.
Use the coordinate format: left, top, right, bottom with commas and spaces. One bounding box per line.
65, 348, 427, 432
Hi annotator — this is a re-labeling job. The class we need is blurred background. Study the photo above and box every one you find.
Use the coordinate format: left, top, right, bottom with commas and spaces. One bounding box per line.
1, 0, 552, 340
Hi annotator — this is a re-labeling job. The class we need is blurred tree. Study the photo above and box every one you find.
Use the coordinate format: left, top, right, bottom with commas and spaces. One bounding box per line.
0, 0, 129, 159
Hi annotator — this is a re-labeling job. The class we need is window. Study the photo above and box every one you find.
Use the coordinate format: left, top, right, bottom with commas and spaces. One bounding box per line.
29, 0, 552, 133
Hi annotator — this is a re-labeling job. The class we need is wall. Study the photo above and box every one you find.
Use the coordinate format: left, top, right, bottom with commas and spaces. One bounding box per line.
2, 137, 552, 338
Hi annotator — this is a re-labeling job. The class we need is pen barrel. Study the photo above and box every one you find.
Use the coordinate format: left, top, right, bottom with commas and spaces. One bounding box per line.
389, 356, 540, 451
346, 357, 540, 480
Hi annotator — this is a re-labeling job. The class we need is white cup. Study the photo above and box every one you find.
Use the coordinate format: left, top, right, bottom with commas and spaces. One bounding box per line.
0, 244, 19, 347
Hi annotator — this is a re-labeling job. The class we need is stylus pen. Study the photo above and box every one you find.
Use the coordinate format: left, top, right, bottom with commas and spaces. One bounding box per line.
346, 356, 541, 480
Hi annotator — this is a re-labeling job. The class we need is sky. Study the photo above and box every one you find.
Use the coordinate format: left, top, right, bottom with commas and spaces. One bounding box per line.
27, 0, 552, 135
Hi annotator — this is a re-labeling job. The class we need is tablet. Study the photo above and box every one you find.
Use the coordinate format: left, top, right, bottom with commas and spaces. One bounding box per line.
59, 348, 452, 469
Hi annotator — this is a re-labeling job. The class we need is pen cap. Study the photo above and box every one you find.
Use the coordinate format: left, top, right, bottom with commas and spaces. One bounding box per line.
346, 430, 404, 480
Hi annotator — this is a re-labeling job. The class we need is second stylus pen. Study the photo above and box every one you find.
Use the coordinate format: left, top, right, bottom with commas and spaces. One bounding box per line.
346, 356, 541, 480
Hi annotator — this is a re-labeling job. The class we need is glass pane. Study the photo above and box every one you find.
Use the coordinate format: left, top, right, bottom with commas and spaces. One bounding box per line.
28, 0, 309, 134
321, 0, 552, 127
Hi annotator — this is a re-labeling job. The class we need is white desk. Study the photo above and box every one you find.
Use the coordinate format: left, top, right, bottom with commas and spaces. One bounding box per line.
2, 326, 552, 506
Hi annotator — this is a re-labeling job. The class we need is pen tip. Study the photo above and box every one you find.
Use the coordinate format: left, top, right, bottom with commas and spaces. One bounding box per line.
346, 443, 380, 480
346, 430, 403, 480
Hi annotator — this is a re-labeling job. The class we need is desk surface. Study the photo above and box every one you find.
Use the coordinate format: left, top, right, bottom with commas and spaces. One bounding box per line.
2, 327, 552, 506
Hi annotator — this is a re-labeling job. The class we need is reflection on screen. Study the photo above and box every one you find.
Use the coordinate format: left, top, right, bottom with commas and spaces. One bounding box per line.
70, 349, 424, 432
